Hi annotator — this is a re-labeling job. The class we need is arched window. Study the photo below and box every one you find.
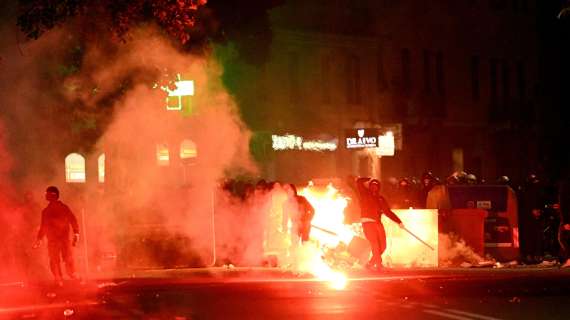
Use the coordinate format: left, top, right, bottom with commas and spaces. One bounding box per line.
157, 144, 170, 166
65, 153, 86, 183
180, 139, 197, 159
98, 154, 105, 183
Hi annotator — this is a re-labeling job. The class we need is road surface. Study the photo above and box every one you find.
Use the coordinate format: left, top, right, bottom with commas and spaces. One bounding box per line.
1, 267, 569, 319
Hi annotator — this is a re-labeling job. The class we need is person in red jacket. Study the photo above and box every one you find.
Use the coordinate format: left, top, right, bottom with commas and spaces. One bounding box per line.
34, 186, 79, 284
355, 177, 404, 270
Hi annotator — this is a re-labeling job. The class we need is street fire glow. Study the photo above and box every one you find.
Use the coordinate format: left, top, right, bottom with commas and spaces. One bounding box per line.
383, 209, 439, 267
298, 183, 353, 290
300, 183, 354, 246
296, 242, 348, 290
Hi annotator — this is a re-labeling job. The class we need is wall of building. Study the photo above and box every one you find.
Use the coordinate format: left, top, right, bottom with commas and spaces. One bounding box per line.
255, 0, 540, 183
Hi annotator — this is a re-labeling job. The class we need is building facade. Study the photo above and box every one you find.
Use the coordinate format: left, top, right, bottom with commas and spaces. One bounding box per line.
253, 0, 540, 183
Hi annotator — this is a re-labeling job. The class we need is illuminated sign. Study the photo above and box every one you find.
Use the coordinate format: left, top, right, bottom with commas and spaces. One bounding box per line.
159, 74, 194, 111
345, 128, 380, 149
375, 131, 395, 156
476, 201, 492, 209
271, 134, 337, 152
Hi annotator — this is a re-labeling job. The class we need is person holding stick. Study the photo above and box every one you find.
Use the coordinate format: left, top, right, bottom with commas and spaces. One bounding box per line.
354, 177, 404, 270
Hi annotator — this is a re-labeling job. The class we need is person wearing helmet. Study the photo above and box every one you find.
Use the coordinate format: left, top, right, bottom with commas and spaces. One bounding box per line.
446, 173, 460, 185
420, 171, 438, 208
466, 174, 478, 185
559, 178, 570, 268
33, 186, 79, 285
355, 177, 404, 270
518, 173, 546, 264
392, 178, 418, 209
457, 171, 468, 184
497, 175, 511, 186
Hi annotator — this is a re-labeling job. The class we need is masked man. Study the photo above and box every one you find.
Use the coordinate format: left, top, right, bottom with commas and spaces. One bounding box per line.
34, 186, 79, 285
355, 177, 404, 270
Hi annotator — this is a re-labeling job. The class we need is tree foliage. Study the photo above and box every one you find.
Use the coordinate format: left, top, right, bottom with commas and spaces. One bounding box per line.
17, 0, 207, 44
14, 0, 284, 154
17, 0, 284, 56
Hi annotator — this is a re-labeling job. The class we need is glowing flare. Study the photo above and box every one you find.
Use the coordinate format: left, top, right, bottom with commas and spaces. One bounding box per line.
295, 183, 352, 290
296, 243, 348, 290
300, 183, 354, 246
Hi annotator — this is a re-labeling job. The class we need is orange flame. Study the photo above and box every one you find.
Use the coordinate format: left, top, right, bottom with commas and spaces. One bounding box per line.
296, 183, 352, 290
299, 183, 354, 246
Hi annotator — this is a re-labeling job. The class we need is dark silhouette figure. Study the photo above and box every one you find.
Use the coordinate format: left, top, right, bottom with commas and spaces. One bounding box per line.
34, 186, 79, 285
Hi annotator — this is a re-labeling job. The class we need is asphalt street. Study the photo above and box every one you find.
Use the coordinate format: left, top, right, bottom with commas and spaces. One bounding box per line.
1, 267, 570, 319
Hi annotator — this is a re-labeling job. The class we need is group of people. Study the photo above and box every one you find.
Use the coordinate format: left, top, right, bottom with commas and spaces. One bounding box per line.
387, 170, 570, 267
31, 169, 570, 285
516, 174, 570, 267
221, 177, 403, 270
382, 171, 520, 210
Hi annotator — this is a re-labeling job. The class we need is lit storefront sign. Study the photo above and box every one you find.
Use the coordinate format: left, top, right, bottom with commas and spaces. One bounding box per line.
271, 134, 337, 151
375, 131, 395, 156
345, 128, 380, 149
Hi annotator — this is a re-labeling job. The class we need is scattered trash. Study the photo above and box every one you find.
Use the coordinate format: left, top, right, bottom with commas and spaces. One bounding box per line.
539, 260, 559, 267
477, 260, 496, 268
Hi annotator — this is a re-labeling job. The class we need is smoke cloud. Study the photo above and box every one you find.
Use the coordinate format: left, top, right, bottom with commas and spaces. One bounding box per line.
0, 19, 267, 282
438, 233, 487, 267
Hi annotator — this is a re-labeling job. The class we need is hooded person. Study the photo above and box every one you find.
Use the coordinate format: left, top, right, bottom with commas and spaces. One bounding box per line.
33, 186, 79, 285
355, 177, 404, 270
289, 184, 315, 244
